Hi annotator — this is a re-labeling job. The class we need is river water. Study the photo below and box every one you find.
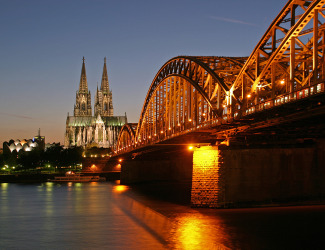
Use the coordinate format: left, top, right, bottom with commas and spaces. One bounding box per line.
1, 181, 325, 249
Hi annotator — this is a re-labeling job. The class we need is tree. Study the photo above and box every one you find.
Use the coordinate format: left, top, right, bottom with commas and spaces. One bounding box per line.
17, 148, 41, 170
61, 147, 83, 168
43, 145, 64, 169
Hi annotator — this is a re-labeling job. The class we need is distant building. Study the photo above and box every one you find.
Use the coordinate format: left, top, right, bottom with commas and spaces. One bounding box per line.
64, 57, 127, 148
45, 142, 61, 151
3, 129, 45, 155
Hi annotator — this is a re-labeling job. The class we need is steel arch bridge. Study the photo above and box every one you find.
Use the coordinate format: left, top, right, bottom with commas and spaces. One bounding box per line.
116, 0, 325, 153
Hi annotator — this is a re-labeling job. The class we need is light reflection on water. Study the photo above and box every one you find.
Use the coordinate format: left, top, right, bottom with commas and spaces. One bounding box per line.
113, 185, 129, 193
0, 182, 165, 249
171, 213, 231, 249
1, 182, 325, 249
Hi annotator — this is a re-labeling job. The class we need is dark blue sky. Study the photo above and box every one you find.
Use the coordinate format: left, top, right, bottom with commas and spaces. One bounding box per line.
0, 0, 285, 144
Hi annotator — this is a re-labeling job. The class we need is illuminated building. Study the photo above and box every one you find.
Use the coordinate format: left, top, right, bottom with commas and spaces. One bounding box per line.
64, 57, 127, 148
3, 129, 45, 155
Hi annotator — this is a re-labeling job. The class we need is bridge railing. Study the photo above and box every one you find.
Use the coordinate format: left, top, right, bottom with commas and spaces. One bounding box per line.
245, 82, 325, 116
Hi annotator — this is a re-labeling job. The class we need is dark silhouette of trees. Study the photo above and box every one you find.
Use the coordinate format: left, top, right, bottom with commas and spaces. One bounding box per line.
1, 145, 83, 172
17, 148, 42, 170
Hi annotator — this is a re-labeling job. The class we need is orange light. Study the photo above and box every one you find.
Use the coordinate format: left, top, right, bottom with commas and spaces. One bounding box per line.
116, 164, 121, 169
91, 164, 96, 169
188, 145, 194, 151
118, 158, 123, 162
178, 123, 181, 126
113, 185, 129, 193
160, 130, 164, 134
280, 79, 285, 85
168, 127, 171, 130
247, 94, 251, 98
149, 136, 151, 139
188, 119, 192, 122
202, 113, 206, 116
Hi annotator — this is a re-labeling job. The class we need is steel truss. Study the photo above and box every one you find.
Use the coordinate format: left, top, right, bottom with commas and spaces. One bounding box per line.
233, 0, 325, 108
116, 0, 325, 153
116, 123, 137, 151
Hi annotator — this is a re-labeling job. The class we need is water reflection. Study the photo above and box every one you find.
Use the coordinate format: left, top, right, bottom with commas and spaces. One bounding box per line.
1, 183, 8, 190
113, 185, 129, 193
0, 182, 166, 249
0, 183, 9, 215
43, 182, 54, 217
1, 182, 325, 249
169, 212, 231, 249
111, 184, 233, 249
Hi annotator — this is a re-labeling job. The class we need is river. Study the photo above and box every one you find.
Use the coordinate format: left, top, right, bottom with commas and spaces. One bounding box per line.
1, 181, 325, 249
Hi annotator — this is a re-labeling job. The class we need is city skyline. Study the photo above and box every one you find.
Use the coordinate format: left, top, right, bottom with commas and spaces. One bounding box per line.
0, 0, 285, 145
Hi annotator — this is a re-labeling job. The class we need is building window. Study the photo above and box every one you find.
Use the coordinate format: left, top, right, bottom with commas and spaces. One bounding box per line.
104, 103, 108, 111
82, 103, 86, 111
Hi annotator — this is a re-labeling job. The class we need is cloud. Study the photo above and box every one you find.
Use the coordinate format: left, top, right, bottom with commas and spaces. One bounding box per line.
0, 112, 33, 120
209, 16, 259, 27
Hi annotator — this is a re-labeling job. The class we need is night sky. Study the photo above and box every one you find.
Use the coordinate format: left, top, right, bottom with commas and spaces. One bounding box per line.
0, 0, 286, 145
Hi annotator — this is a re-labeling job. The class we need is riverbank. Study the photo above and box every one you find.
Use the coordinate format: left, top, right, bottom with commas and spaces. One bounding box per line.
0, 172, 120, 183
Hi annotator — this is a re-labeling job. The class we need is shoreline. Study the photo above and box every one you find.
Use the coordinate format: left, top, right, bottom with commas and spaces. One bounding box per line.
0, 172, 120, 183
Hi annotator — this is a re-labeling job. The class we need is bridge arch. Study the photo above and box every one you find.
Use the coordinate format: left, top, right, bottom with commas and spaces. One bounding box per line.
135, 56, 246, 143
116, 123, 137, 152
232, 0, 325, 110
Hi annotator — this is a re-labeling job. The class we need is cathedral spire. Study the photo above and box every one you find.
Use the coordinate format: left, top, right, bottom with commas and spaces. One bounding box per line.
79, 56, 88, 93
100, 57, 109, 94
95, 84, 100, 104
74, 57, 92, 117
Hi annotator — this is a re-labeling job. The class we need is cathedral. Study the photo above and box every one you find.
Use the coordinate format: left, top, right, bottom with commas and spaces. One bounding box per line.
64, 57, 127, 148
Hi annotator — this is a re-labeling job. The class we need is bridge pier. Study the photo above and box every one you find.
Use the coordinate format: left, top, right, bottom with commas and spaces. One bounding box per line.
191, 146, 224, 207
191, 139, 325, 208
118, 140, 325, 208
120, 147, 193, 184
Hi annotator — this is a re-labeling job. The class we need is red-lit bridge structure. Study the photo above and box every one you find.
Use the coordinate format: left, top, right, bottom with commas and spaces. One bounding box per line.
116, 0, 325, 154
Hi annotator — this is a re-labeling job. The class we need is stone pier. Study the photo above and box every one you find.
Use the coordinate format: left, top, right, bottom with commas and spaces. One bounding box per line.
191, 140, 325, 208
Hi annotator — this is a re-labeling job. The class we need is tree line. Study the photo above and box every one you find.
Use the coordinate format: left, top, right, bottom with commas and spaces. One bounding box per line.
0, 145, 83, 173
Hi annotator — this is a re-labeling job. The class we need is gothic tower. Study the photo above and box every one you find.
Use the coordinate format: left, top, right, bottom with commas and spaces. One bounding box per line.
65, 57, 126, 149
74, 57, 92, 116
94, 57, 113, 117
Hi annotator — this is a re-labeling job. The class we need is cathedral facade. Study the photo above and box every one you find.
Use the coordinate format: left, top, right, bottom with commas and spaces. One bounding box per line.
64, 57, 127, 148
